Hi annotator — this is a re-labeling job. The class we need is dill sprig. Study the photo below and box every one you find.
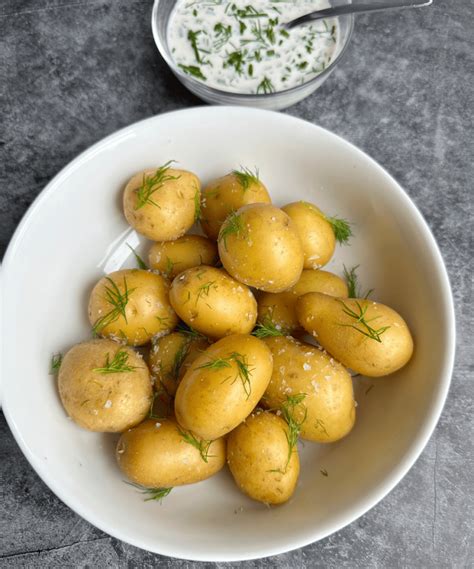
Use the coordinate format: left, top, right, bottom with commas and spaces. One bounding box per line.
179, 64, 206, 80
280, 393, 307, 470
188, 29, 204, 63
214, 23, 232, 49
177, 322, 207, 340
171, 340, 191, 381
50, 353, 63, 374
194, 189, 201, 221
343, 265, 373, 299
325, 215, 352, 244
232, 166, 260, 190
197, 352, 254, 398
337, 299, 390, 343
92, 276, 136, 334
93, 350, 138, 374
178, 427, 214, 463
134, 161, 179, 210
225, 50, 247, 75
257, 76, 275, 94
126, 482, 172, 502
126, 244, 148, 270
195, 281, 217, 305
252, 317, 285, 338
218, 211, 244, 251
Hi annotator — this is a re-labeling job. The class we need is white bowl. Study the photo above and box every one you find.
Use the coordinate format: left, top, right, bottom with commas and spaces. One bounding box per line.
0, 107, 455, 562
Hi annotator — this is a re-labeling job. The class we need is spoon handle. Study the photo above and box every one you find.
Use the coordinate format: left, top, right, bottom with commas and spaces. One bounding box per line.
284, 0, 433, 30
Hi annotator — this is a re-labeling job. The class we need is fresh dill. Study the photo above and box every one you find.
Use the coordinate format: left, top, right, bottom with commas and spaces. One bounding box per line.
234, 5, 268, 18
197, 352, 254, 398
195, 281, 217, 305
126, 243, 148, 270
164, 257, 175, 277
194, 189, 201, 221
92, 276, 136, 334
171, 340, 191, 381
232, 166, 259, 190
218, 211, 244, 250
325, 215, 352, 244
134, 161, 179, 210
337, 299, 390, 343
187, 29, 204, 63
177, 322, 207, 340
178, 427, 214, 463
93, 350, 138, 374
225, 50, 246, 75
126, 482, 172, 502
343, 265, 373, 299
252, 317, 285, 338
214, 23, 232, 49
179, 64, 207, 80
280, 393, 307, 471
50, 353, 63, 374
314, 418, 329, 436
257, 76, 275, 94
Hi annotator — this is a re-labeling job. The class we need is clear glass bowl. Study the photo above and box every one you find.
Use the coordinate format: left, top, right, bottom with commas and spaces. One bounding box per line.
151, 0, 354, 111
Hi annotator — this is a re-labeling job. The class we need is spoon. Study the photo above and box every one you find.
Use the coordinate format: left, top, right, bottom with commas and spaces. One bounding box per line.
283, 0, 433, 30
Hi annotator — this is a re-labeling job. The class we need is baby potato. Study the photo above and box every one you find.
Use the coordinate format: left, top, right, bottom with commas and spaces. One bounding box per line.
258, 269, 349, 334
282, 201, 340, 269
296, 292, 414, 377
148, 235, 218, 279
218, 204, 304, 293
201, 169, 271, 240
169, 266, 257, 339
58, 339, 152, 432
123, 164, 200, 241
149, 331, 210, 396
227, 411, 299, 505
88, 269, 177, 346
262, 336, 355, 443
116, 418, 226, 488
175, 334, 273, 440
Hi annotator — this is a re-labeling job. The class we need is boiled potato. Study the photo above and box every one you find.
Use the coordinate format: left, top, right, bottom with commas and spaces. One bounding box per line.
123, 164, 200, 241
148, 235, 218, 278
227, 411, 299, 505
88, 269, 177, 346
296, 292, 414, 377
218, 204, 304, 293
169, 266, 257, 339
282, 201, 348, 268
58, 339, 152, 432
175, 334, 273, 440
258, 269, 349, 334
149, 331, 210, 396
116, 418, 226, 487
262, 336, 355, 443
201, 169, 271, 240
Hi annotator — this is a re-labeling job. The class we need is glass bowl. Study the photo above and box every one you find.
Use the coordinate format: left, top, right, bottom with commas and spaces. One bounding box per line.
151, 0, 354, 110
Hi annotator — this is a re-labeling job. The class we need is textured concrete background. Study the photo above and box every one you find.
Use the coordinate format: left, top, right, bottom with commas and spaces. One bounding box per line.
1, 0, 472, 566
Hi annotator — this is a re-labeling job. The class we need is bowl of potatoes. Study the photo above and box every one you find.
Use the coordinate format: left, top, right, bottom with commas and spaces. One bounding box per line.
1, 106, 455, 561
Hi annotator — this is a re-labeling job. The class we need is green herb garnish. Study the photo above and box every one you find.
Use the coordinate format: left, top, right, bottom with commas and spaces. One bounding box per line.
92, 276, 136, 334
343, 265, 373, 299
50, 353, 63, 374
126, 244, 148, 270
257, 76, 275, 94
178, 428, 214, 463
195, 281, 217, 305
197, 352, 254, 398
93, 350, 138, 374
232, 166, 259, 190
225, 50, 246, 75
252, 316, 285, 338
194, 189, 201, 221
218, 211, 245, 250
135, 161, 179, 210
280, 394, 307, 471
126, 482, 172, 502
214, 23, 232, 49
179, 64, 207, 80
325, 215, 352, 244
188, 29, 204, 63
337, 299, 390, 343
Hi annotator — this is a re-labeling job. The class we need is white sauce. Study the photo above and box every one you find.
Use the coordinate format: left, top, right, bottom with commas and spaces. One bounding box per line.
167, 0, 338, 94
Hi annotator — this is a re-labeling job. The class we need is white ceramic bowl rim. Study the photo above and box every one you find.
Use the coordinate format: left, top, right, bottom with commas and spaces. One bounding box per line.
0, 107, 456, 562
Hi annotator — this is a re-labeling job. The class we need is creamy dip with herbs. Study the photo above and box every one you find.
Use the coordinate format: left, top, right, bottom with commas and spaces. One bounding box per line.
167, 0, 338, 94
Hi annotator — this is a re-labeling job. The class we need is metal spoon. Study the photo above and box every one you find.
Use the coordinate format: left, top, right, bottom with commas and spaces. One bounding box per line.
283, 0, 433, 30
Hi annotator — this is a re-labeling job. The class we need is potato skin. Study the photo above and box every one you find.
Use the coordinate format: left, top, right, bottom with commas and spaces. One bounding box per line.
227, 411, 299, 505
58, 339, 152, 432
149, 332, 210, 396
148, 235, 218, 279
262, 336, 355, 443
201, 171, 271, 240
258, 269, 349, 334
123, 167, 200, 241
296, 292, 414, 377
116, 418, 226, 487
218, 204, 304, 293
88, 269, 177, 346
175, 334, 273, 440
282, 201, 335, 269
169, 266, 257, 339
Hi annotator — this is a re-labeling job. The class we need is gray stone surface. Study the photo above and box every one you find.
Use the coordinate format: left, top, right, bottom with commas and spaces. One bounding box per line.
0, 0, 472, 566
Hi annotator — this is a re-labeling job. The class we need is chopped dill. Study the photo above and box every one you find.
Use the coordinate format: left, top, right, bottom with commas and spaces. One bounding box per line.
179, 64, 207, 80
126, 243, 148, 270
194, 189, 201, 221
93, 350, 138, 374
50, 353, 63, 374
257, 76, 275, 94
171, 340, 191, 381
134, 161, 179, 210
252, 317, 285, 338
314, 418, 329, 436
178, 427, 214, 463
325, 215, 352, 245
177, 322, 207, 340
197, 352, 254, 398
280, 393, 307, 470
195, 281, 217, 305
218, 211, 244, 250
187, 29, 204, 63
232, 166, 260, 190
92, 276, 136, 334
125, 482, 172, 502
343, 265, 373, 299
337, 299, 390, 343
214, 23, 232, 49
